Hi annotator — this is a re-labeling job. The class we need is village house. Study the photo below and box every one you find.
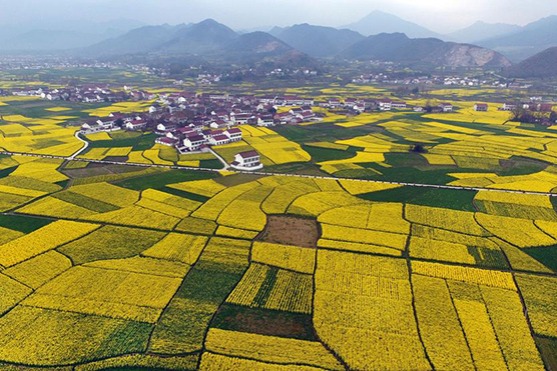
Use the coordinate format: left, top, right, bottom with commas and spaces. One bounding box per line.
439, 103, 453, 112
377, 99, 392, 111
500, 103, 517, 111
474, 103, 489, 112
231, 150, 263, 171
391, 101, 407, 109
125, 118, 147, 131
208, 134, 230, 146
183, 134, 207, 151
224, 128, 243, 141
155, 137, 179, 147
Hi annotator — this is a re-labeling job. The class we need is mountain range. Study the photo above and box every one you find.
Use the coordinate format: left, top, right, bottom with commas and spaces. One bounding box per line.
478, 15, 557, 62
74, 19, 511, 69
505, 47, 557, 78
2, 11, 557, 72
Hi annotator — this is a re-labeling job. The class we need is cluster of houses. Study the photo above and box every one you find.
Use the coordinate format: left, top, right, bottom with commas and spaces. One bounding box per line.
9, 85, 155, 103
499, 102, 554, 112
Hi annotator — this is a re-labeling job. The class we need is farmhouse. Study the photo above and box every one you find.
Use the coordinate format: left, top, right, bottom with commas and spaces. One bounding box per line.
500, 103, 516, 111
183, 134, 207, 151
377, 99, 392, 111
224, 128, 243, 141
439, 102, 453, 112
155, 137, 178, 147
124, 119, 147, 130
231, 150, 263, 171
208, 134, 230, 146
391, 101, 407, 109
474, 103, 489, 112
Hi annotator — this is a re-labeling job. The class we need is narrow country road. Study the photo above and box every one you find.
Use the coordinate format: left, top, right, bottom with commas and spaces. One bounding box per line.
207, 148, 230, 170
68, 131, 89, 160
1, 149, 556, 198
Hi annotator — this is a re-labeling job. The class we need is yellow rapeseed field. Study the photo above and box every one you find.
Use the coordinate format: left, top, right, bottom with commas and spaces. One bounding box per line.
314, 250, 430, 370
0, 221, 100, 267
142, 232, 208, 264
251, 241, 315, 274
204, 328, 344, 370
412, 261, 516, 290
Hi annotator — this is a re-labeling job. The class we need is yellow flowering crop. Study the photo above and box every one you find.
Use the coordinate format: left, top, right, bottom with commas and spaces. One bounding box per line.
317, 239, 403, 256
142, 232, 208, 265
10, 159, 68, 183
0, 306, 151, 365
412, 261, 516, 290
200, 352, 326, 370
127, 150, 153, 164
413, 275, 474, 370
84, 256, 190, 279
0, 226, 23, 246
70, 182, 139, 207
24, 265, 182, 323
453, 299, 508, 370
516, 274, 557, 338
192, 181, 259, 221
406, 204, 487, 236
411, 224, 500, 250
475, 213, 557, 248
141, 188, 201, 211
88, 205, 180, 230
204, 328, 344, 370
320, 224, 408, 251
0, 220, 100, 267
3, 251, 72, 289
17, 196, 94, 219
409, 236, 476, 265
481, 286, 545, 370
339, 179, 401, 195
288, 191, 365, 217
215, 226, 259, 239
261, 179, 320, 214
168, 178, 226, 198
226, 264, 269, 306
136, 197, 191, 218
217, 187, 272, 232
0, 273, 32, 314
314, 250, 430, 370
264, 269, 313, 314
251, 241, 315, 274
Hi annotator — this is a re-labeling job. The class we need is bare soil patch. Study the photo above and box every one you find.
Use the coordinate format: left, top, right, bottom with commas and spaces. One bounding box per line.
258, 215, 319, 248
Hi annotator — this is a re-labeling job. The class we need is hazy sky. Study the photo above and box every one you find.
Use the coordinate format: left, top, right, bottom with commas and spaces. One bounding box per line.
1, 0, 557, 33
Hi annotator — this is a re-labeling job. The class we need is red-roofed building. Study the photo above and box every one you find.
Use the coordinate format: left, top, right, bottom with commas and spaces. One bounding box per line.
474, 103, 489, 111
208, 134, 230, 146
155, 137, 178, 147
183, 135, 207, 150
224, 128, 243, 141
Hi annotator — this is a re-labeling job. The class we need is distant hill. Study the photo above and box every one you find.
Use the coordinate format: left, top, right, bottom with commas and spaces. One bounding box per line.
84, 24, 186, 56
157, 19, 237, 55
344, 10, 443, 39
0, 19, 146, 52
275, 24, 364, 58
340, 33, 512, 68
479, 15, 557, 62
448, 21, 521, 44
505, 47, 557, 78
225, 32, 317, 67
82, 19, 316, 68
